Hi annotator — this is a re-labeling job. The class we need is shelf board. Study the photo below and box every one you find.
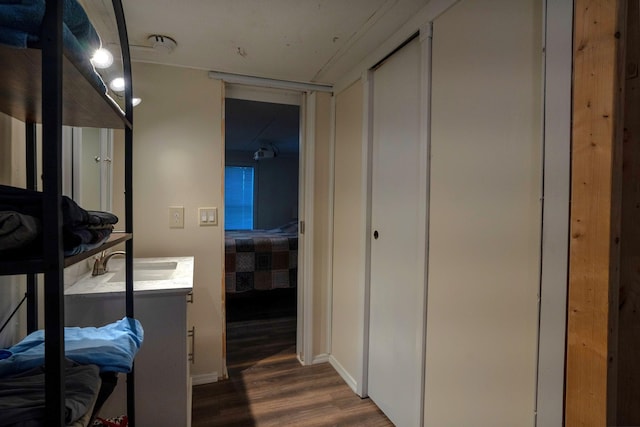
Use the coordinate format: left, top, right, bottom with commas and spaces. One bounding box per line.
0, 44, 131, 129
0, 233, 132, 276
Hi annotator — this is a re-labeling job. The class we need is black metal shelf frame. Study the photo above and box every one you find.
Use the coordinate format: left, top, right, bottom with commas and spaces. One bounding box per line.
35, 0, 135, 425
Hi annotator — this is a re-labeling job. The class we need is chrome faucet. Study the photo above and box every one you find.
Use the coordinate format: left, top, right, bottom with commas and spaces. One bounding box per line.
92, 250, 126, 276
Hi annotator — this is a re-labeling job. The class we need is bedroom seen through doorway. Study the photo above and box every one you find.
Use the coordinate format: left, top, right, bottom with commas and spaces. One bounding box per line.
223, 94, 301, 374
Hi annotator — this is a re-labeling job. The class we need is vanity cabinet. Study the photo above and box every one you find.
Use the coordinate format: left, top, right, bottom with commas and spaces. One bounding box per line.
64, 257, 194, 427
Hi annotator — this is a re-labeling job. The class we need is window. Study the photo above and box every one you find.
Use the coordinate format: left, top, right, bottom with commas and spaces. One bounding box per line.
225, 166, 254, 230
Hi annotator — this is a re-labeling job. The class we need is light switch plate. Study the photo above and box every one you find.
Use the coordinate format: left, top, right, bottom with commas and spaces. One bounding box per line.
169, 206, 184, 228
198, 207, 217, 226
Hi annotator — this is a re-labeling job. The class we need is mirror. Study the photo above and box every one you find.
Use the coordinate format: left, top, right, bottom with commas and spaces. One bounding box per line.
62, 126, 114, 212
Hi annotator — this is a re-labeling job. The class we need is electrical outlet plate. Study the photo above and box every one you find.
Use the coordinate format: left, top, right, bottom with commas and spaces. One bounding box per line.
198, 207, 217, 226
169, 206, 184, 228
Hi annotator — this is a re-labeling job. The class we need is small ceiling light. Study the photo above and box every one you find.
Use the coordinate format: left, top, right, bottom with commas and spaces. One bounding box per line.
132, 97, 142, 107
91, 48, 113, 69
109, 77, 125, 92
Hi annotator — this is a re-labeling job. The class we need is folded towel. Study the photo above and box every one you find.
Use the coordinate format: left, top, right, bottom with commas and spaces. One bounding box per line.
0, 2, 43, 47
61, 0, 100, 51
0, 317, 144, 378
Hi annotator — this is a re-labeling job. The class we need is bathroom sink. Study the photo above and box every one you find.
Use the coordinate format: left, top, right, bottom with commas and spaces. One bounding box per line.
107, 261, 178, 283
65, 256, 193, 296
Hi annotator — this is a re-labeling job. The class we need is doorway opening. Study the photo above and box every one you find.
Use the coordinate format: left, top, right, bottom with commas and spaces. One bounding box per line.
223, 89, 302, 374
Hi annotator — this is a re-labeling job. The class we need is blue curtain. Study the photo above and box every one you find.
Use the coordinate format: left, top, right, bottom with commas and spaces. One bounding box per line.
225, 166, 254, 230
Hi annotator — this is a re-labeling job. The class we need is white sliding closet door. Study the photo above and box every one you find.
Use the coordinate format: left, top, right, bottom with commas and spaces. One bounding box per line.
425, 0, 542, 425
368, 36, 425, 427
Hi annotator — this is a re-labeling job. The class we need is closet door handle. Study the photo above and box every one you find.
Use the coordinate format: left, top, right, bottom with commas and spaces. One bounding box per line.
373, 230, 379, 240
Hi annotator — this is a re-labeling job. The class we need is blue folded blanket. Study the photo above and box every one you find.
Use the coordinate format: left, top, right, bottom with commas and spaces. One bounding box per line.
0, 0, 101, 51
0, 317, 144, 378
0, 0, 108, 92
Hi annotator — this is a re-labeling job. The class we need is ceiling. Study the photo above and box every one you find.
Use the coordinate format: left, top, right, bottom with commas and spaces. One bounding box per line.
86, 0, 429, 85
225, 98, 300, 154
83, 0, 429, 156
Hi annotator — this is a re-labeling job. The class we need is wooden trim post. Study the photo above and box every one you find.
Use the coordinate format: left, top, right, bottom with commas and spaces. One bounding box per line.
566, 0, 627, 425
616, 0, 640, 423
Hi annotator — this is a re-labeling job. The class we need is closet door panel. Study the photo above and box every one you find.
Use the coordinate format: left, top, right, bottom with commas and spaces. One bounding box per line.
368, 36, 423, 427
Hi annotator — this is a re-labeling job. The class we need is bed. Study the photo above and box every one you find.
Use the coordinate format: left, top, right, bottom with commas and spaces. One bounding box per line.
225, 222, 298, 293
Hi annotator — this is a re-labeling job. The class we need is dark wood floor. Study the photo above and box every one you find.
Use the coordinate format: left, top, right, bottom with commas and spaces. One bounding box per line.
192, 314, 392, 426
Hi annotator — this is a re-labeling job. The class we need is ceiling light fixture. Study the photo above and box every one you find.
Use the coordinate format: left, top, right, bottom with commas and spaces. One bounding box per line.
109, 77, 125, 92
253, 147, 276, 161
91, 48, 113, 69
132, 97, 142, 107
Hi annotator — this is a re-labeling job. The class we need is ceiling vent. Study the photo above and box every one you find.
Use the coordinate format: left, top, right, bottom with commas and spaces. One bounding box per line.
146, 35, 177, 54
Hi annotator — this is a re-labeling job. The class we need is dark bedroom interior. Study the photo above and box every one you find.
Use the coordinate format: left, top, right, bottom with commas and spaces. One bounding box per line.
223, 97, 300, 352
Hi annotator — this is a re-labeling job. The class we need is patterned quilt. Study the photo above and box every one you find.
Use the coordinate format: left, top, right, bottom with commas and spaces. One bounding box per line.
225, 229, 298, 293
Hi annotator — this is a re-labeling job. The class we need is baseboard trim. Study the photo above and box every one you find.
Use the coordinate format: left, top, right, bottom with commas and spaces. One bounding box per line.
312, 353, 330, 364
191, 372, 219, 386
329, 355, 359, 395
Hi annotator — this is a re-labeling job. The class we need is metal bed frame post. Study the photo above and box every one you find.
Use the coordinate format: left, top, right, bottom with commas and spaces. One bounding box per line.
112, 0, 135, 424
25, 122, 38, 334
41, 0, 66, 424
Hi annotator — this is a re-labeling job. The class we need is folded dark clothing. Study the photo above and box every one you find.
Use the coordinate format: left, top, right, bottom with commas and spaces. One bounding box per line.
0, 211, 40, 251
64, 231, 112, 256
0, 184, 90, 228
0, 360, 101, 426
85, 211, 118, 227
0, 185, 118, 230
0, 185, 118, 257
63, 225, 113, 251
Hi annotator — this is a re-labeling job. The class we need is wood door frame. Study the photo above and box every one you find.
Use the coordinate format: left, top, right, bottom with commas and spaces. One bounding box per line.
299, 91, 314, 364
219, 84, 314, 370
565, 0, 627, 425
535, 1, 573, 425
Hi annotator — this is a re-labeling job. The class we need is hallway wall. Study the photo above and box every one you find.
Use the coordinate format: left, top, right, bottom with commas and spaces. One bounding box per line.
131, 62, 224, 380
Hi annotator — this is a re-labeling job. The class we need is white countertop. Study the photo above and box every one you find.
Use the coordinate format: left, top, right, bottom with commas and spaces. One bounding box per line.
64, 256, 194, 296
